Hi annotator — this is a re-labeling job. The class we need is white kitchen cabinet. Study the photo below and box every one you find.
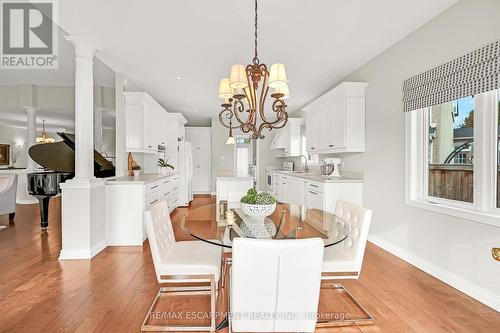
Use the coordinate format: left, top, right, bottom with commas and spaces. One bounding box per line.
124, 92, 160, 153
163, 113, 187, 170
186, 127, 212, 194
105, 174, 179, 246
270, 172, 363, 214
305, 82, 368, 154
286, 176, 304, 205
279, 175, 288, 203
271, 118, 302, 157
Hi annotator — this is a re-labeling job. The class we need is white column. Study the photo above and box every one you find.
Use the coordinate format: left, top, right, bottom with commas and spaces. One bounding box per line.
94, 108, 103, 152
115, 73, 127, 177
59, 37, 106, 260
25, 106, 37, 172
67, 37, 96, 182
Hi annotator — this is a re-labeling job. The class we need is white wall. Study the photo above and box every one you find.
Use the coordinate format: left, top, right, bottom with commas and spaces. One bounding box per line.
308, 0, 500, 310
0, 124, 60, 168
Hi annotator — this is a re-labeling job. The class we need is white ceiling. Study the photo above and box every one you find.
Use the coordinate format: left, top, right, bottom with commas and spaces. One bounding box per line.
55, 0, 457, 126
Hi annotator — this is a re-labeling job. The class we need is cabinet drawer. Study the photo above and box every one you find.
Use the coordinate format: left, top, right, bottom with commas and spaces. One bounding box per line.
145, 193, 160, 208
146, 182, 161, 193
308, 181, 324, 193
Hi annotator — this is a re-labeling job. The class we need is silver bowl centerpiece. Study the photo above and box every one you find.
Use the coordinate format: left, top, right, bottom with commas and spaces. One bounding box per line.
240, 188, 277, 218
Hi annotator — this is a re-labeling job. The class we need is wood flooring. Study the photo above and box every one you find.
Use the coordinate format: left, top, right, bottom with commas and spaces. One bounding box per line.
0, 195, 498, 332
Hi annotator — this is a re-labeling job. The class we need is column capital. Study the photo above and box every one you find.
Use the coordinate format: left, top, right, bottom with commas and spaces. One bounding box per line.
22, 106, 38, 114
64, 36, 96, 59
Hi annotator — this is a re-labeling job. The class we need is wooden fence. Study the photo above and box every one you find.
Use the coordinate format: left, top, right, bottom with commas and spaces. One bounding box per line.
428, 164, 474, 203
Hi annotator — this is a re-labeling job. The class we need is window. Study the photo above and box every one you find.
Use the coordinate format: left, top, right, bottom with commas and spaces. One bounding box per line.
427, 96, 474, 203
406, 90, 500, 227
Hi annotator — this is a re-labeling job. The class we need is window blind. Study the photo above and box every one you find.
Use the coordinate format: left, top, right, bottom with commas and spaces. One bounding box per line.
403, 40, 500, 112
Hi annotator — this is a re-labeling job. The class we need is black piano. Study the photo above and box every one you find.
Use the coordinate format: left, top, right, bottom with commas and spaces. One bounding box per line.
28, 132, 115, 231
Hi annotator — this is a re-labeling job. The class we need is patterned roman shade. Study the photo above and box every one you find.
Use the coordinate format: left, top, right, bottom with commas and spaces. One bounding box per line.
403, 41, 500, 112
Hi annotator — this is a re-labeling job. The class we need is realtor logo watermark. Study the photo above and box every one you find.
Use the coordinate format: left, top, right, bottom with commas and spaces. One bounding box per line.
1, 0, 58, 69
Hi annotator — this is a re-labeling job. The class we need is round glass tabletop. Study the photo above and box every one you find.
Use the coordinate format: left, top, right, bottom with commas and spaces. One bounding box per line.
181, 203, 350, 248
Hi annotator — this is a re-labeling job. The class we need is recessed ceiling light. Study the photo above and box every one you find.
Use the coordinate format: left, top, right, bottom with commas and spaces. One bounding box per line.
187, 97, 191, 101
193, 109, 198, 113
177, 76, 182, 80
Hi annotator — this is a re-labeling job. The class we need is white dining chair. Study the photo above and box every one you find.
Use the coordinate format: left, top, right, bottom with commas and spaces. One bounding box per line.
230, 237, 324, 332
142, 199, 221, 332
322, 200, 372, 280
0, 174, 17, 222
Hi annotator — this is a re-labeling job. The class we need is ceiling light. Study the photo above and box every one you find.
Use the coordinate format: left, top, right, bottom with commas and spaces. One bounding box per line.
217, 0, 289, 140
36, 120, 55, 144
177, 76, 182, 80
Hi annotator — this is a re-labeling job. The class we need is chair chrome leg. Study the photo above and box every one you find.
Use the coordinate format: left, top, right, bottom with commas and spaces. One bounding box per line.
141, 274, 217, 332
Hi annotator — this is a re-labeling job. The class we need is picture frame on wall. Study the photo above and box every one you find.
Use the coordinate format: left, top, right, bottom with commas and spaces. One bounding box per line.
0, 144, 10, 165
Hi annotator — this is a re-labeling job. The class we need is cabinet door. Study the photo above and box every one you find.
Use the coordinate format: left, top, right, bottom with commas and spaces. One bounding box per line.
333, 96, 346, 149
125, 105, 144, 150
306, 114, 317, 153
307, 190, 324, 210
143, 105, 158, 150
198, 147, 212, 192
323, 103, 335, 150
287, 177, 301, 205
280, 177, 288, 203
158, 111, 169, 147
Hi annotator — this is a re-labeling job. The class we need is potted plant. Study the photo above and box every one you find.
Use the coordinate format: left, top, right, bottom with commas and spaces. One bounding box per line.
132, 165, 141, 177
158, 157, 174, 174
240, 187, 277, 218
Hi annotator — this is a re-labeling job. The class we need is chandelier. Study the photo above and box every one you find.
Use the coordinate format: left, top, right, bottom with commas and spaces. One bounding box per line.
218, 0, 289, 142
36, 120, 55, 144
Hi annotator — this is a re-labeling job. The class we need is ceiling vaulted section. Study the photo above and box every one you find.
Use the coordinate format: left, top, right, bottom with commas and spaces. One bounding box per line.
56, 0, 457, 125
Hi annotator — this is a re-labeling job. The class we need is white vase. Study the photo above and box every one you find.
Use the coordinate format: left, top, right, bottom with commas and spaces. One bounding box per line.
160, 167, 167, 174
133, 170, 140, 177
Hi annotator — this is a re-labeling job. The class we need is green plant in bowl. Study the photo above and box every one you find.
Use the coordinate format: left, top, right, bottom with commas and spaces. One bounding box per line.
240, 187, 277, 217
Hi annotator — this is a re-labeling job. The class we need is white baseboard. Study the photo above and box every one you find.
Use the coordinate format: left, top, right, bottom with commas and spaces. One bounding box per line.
106, 238, 144, 246
368, 234, 500, 312
59, 239, 107, 259
90, 239, 107, 257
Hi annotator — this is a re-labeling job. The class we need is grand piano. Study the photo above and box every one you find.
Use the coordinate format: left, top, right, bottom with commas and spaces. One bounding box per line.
28, 132, 115, 231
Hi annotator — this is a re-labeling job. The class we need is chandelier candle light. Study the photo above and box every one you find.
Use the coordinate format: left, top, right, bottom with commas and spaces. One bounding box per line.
218, 0, 289, 142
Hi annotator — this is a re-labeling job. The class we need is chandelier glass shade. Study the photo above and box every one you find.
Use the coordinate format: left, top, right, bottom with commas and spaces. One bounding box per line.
218, 0, 289, 140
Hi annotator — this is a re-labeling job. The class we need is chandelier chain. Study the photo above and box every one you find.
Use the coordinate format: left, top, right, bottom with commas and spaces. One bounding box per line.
253, 0, 258, 64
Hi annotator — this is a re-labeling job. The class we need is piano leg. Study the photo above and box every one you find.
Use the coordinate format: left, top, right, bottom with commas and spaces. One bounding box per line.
36, 196, 51, 232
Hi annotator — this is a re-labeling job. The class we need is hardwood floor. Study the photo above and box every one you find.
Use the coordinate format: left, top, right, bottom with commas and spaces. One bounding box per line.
0, 196, 498, 332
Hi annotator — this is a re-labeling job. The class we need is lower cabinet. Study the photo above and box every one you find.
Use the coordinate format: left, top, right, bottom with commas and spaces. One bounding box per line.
273, 173, 363, 214
105, 175, 178, 246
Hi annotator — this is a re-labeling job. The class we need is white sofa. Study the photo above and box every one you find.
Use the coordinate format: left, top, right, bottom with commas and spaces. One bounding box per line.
0, 174, 17, 221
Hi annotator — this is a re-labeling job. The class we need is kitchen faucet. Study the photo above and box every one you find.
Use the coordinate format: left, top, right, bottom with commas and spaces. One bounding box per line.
298, 155, 309, 173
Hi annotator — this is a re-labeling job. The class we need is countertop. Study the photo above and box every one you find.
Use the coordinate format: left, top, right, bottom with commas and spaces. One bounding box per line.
271, 170, 364, 183
106, 172, 178, 185
215, 171, 254, 180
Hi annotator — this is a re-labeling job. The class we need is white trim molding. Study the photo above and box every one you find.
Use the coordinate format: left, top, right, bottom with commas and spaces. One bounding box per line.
404, 90, 500, 228
368, 235, 500, 312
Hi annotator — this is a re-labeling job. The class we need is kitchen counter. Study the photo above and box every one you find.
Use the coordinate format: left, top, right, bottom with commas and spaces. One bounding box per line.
272, 170, 364, 183
215, 171, 254, 180
106, 172, 178, 185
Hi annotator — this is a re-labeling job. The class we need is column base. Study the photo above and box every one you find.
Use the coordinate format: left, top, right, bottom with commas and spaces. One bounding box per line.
59, 179, 107, 260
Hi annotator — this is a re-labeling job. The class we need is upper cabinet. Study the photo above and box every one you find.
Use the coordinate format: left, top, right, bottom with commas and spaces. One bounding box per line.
270, 118, 302, 157
124, 92, 162, 154
305, 82, 368, 154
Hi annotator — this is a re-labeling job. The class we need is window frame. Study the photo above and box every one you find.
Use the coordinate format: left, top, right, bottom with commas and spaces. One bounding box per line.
405, 90, 500, 228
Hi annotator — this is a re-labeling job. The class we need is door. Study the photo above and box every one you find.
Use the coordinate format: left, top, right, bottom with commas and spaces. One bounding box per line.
186, 127, 212, 194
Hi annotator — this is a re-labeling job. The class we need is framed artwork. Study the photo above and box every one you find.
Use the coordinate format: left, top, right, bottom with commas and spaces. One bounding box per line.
0, 144, 10, 165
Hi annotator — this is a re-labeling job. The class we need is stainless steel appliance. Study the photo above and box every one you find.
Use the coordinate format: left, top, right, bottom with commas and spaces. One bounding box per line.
321, 158, 341, 178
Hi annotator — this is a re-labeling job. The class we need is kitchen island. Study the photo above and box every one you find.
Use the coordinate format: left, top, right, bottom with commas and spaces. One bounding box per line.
105, 172, 178, 246
215, 172, 254, 222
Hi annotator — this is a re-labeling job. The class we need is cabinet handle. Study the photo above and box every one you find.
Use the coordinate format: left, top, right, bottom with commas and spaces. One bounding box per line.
150, 185, 159, 189
310, 184, 319, 188
311, 147, 315, 150
328, 144, 334, 147
150, 199, 159, 205
163, 180, 170, 184
164, 191, 170, 196
148, 145, 152, 148
309, 191, 318, 195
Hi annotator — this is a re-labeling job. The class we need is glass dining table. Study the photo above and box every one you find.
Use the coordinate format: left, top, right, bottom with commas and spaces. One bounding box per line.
181, 203, 351, 248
